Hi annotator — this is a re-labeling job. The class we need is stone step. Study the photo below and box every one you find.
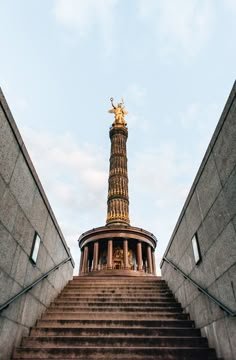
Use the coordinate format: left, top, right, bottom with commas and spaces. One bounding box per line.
65, 286, 170, 291
36, 319, 195, 328
47, 306, 182, 313
72, 277, 163, 280
62, 286, 170, 295
54, 299, 176, 306
22, 335, 208, 348
13, 346, 218, 359
31, 326, 201, 337
57, 293, 174, 299
71, 278, 163, 281
68, 282, 166, 287
73, 275, 162, 280
85, 271, 157, 277
66, 282, 168, 287
54, 296, 176, 301
60, 292, 173, 297
12, 276, 217, 360
60, 289, 172, 298
66, 284, 169, 287
56, 296, 175, 303
70, 278, 164, 280
53, 301, 180, 307
41, 312, 189, 320
62, 288, 170, 292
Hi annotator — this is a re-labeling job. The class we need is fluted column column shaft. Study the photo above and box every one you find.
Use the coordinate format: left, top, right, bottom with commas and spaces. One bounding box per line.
107, 239, 113, 269
106, 126, 130, 225
82, 246, 89, 274
152, 250, 157, 275
123, 239, 129, 269
79, 249, 84, 275
147, 245, 153, 274
93, 242, 99, 271
137, 242, 143, 271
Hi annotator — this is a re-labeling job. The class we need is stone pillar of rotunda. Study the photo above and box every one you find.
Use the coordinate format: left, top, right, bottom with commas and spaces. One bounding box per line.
137, 242, 143, 271
152, 250, 157, 275
123, 239, 129, 269
147, 245, 153, 274
79, 249, 84, 275
82, 246, 89, 274
93, 242, 99, 271
107, 239, 113, 269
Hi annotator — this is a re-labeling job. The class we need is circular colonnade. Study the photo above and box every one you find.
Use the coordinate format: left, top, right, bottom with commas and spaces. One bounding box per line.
78, 225, 157, 276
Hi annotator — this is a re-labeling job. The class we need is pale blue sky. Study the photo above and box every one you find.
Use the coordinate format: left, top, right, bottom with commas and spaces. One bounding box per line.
0, 0, 236, 273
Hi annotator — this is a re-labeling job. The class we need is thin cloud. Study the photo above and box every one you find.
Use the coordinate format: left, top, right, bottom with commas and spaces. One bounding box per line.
53, 0, 118, 55
130, 143, 193, 207
179, 102, 220, 153
129, 143, 195, 273
21, 125, 108, 233
129, 99, 221, 270
123, 84, 147, 105
138, 0, 214, 58
1, 80, 29, 113
122, 83, 149, 129
226, 0, 236, 14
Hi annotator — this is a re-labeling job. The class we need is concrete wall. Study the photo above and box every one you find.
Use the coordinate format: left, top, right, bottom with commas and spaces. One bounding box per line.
161, 81, 236, 360
0, 89, 74, 360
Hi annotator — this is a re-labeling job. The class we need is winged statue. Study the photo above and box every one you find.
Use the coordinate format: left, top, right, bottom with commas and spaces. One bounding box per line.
108, 97, 128, 126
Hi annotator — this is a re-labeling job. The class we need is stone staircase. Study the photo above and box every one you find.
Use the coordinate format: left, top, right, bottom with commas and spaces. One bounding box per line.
13, 276, 218, 359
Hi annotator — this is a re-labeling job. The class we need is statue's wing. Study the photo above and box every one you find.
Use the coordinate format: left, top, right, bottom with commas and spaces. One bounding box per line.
108, 109, 116, 114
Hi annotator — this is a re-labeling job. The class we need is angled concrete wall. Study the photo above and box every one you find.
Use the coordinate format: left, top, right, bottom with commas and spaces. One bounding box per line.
0, 89, 74, 360
161, 81, 236, 360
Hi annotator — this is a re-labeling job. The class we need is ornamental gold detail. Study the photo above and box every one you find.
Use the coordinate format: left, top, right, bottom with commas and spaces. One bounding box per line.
108, 98, 128, 127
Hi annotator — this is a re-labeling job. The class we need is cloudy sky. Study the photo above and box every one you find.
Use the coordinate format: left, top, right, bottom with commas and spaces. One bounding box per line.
0, 0, 235, 274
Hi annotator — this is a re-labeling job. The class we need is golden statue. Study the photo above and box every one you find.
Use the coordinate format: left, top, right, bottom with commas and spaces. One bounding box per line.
108, 98, 128, 126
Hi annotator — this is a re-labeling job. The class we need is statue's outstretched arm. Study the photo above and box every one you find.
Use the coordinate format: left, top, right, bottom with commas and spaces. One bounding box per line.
110, 97, 116, 109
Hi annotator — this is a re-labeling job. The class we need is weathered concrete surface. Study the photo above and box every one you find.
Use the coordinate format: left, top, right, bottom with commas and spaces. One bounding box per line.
161, 81, 236, 360
0, 88, 74, 360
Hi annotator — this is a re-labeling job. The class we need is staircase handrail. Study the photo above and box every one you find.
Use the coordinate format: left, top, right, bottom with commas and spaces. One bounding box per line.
0, 256, 72, 313
162, 256, 236, 317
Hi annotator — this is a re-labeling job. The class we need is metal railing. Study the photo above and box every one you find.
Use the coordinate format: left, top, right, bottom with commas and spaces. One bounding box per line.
162, 256, 236, 317
0, 256, 72, 313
